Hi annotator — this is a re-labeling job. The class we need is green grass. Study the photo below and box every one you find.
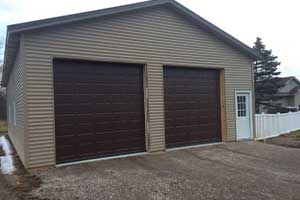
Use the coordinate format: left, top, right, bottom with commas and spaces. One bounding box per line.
289, 130, 300, 138
0, 121, 8, 136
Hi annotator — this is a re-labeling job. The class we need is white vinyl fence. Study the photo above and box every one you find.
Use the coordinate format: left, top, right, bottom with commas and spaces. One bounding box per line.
255, 111, 300, 140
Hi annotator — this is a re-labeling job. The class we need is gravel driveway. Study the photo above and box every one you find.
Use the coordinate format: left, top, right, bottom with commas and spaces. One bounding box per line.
31, 142, 300, 200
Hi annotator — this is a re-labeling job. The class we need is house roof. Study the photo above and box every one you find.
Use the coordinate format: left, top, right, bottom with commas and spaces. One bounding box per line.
274, 76, 300, 96
275, 76, 295, 85
1, 0, 261, 87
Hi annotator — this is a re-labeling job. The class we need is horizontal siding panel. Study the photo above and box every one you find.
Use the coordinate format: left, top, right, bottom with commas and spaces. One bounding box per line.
28, 136, 54, 142
149, 147, 165, 152
6, 44, 27, 166
25, 41, 247, 62
28, 140, 55, 146
147, 64, 165, 151
29, 161, 55, 167
28, 157, 55, 164
28, 151, 55, 158
28, 145, 55, 152
25, 53, 246, 67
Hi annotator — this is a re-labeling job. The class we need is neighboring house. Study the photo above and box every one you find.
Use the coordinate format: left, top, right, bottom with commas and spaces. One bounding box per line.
1, 0, 260, 169
259, 76, 300, 113
276, 77, 300, 109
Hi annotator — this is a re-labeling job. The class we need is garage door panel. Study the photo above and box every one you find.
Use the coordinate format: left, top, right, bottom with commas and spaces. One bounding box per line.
54, 94, 74, 105
56, 146, 76, 160
77, 125, 94, 135
76, 84, 98, 94
164, 66, 221, 148
78, 142, 96, 155
54, 59, 146, 163
76, 103, 94, 113
93, 121, 145, 132
94, 120, 144, 132
55, 114, 76, 123
94, 103, 143, 113
166, 116, 220, 127
110, 94, 144, 104
165, 110, 219, 119
55, 105, 76, 115
53, 73, 76, 82
56, 136, 78, 147
55, 127, 75, 137
54, 83, 74, 94
76, 113, 94, 121
91, 76, 141, 85
95, 129, 145, 138
94, 112, 144, 121
94, 113, 116, 121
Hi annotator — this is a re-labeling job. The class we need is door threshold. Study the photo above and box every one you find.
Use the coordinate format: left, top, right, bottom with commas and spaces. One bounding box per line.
56, 152, 148, 167
166, 142, 223, 152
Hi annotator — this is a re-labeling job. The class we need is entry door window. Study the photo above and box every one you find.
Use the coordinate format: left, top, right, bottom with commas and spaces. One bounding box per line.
237, 96, 247, 117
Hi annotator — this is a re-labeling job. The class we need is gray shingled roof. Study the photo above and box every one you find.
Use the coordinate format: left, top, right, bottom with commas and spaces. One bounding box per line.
274, 76, 300, 96
1, 0, 261, 86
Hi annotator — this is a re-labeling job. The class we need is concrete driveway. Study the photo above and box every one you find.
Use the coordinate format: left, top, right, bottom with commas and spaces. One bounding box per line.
31, 142, 300, 200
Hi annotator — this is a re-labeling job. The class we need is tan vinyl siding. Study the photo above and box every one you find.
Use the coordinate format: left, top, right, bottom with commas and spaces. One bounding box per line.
6, 37, 27, 166
147, 63, 165, 152
23, 6, 253, 168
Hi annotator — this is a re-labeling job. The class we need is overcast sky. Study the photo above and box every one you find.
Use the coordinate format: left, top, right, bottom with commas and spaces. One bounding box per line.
0, 0, 299, 79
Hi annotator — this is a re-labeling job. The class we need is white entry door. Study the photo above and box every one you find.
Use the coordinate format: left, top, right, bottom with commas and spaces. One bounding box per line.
236, 92, 252, 140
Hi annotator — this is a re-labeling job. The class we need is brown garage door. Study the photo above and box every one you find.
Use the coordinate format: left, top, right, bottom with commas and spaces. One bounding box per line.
53, 59, 145, 163
164, 66, 221, 148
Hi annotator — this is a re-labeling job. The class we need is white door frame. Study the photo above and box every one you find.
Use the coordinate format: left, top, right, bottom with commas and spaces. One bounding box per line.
235, 91, 254, 140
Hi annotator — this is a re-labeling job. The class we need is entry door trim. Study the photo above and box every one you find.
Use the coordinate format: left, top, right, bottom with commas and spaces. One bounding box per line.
235, 91, 254, 140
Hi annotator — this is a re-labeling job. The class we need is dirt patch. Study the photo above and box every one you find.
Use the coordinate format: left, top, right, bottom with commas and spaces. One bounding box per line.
264, 130, 300, 148
0, 164, 43, 200
0, 136, 44, 200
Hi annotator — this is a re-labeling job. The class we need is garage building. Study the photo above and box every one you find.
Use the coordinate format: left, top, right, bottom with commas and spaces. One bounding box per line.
2, 0, 260, 168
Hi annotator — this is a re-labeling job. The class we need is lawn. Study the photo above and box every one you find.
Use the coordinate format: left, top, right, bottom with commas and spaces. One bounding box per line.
265, 130, 300, 148
0, 120, 8, 136
288, 130, 300, 138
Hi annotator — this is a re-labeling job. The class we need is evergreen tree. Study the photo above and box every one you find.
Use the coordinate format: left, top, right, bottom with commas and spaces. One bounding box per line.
253, 37, 281, 113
